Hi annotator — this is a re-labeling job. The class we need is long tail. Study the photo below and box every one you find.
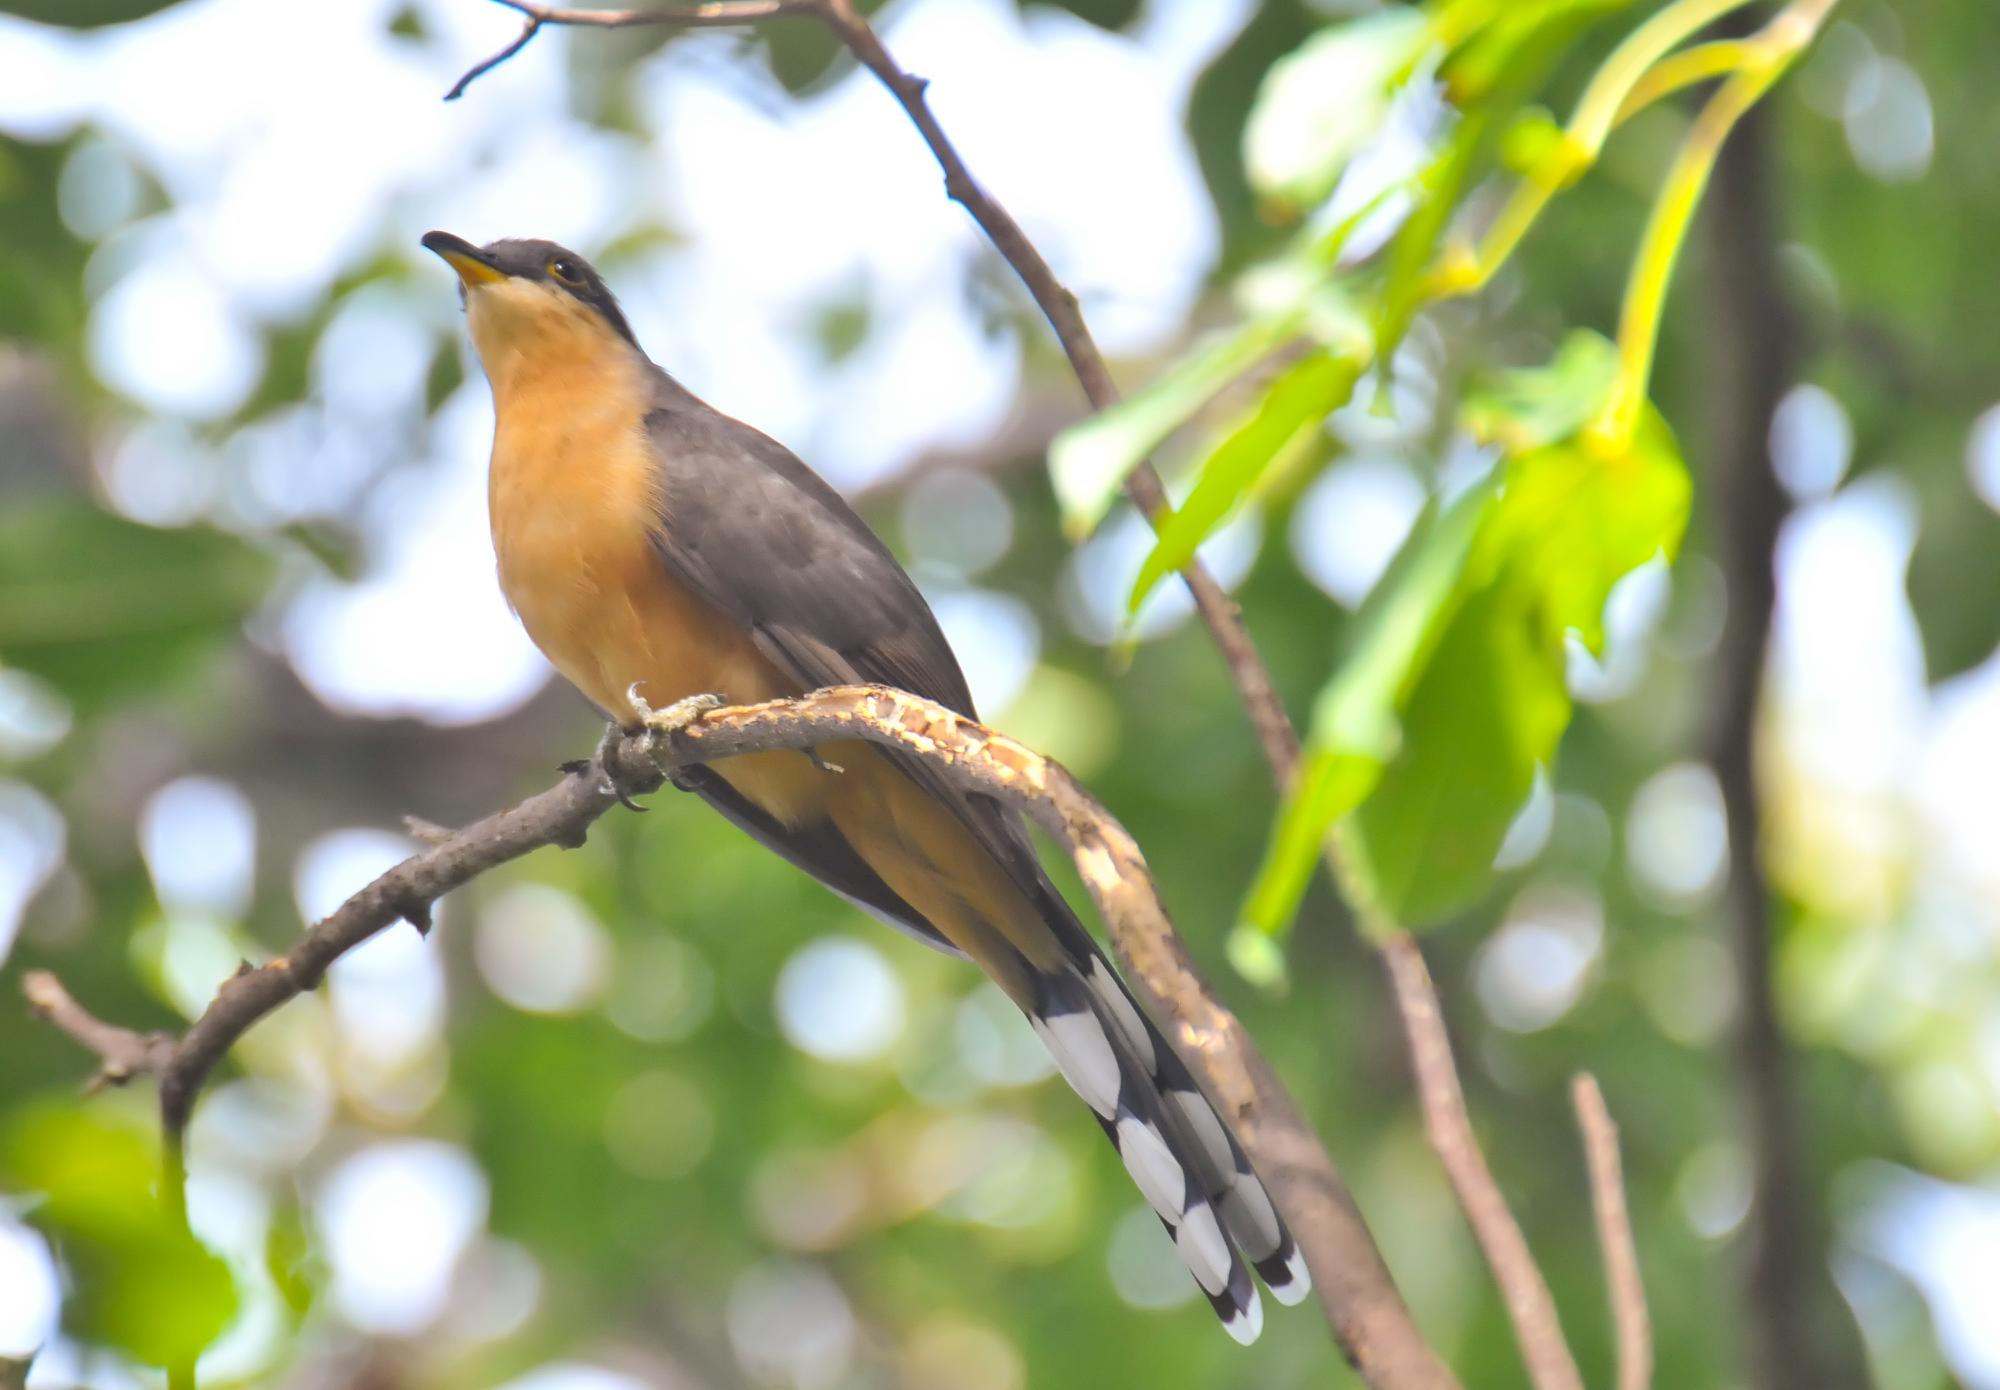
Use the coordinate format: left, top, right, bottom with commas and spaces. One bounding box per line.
1022, 901, 1311, 1343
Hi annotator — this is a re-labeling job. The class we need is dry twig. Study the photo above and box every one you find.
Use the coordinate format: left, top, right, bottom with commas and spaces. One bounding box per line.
1573, 1074, 1652, 1390
1382, 935, 1584, 1390
22, 971, 177, 1092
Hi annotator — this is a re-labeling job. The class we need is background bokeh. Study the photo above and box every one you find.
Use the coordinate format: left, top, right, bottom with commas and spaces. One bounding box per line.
1, 0, 1996, 1387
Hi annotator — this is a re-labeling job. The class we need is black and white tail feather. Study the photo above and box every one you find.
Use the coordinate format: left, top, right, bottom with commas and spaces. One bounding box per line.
1027, 943, 1310, 1343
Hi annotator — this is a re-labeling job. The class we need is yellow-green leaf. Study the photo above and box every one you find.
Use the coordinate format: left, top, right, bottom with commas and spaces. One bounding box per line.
1048, 315, 1295, 538
1127, 349, 1361, 614
2, 1102, 237, 1368
1243, 9, 1432, 217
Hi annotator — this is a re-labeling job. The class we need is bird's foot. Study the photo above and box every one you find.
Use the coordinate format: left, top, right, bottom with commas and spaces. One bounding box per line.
806, 749, 845, 775
563, 719, 655, 815
629, 684, 727, 738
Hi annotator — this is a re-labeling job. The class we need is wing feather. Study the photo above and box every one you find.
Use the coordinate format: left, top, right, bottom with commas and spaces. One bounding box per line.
639, 372, 1045, 911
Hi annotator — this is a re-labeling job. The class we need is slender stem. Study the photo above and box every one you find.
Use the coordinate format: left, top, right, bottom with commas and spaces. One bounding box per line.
1383, 935, 1585, 1390
1430, 0, 1758, 297
1573, 1075, 1652, 1390
1594, 0, 1840, 449
1568, 0, 1759, 152
1614, 40, 1758, 125
499, 0, 801, 25
163, 1130, 197, 1390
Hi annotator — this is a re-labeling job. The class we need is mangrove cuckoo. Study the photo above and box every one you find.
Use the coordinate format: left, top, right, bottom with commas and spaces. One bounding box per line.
422, 230, 1308, 1342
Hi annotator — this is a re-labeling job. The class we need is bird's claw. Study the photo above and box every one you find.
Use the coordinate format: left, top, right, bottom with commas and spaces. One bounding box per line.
587, 720, 650, 814
629, 684, 726, 739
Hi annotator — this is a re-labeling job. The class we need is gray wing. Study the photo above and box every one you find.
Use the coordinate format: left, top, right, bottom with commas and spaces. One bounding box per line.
639, 372, 1047, 928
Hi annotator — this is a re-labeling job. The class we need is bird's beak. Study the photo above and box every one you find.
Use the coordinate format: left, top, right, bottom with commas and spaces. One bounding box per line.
422, 230, 506, 288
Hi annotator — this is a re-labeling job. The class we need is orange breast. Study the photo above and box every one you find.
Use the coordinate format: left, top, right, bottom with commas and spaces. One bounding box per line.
485, 358, 826, 826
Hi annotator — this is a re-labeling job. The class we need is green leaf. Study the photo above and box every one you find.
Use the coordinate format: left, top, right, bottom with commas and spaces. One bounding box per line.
1342, 579, 1570, 924
1309, 476, 1499, 761
0, 500, 275, 712
1018, 0, 1142, 30
1462, 328, 1621, 452
1127, 348, 1362, 614
1464, 332, 1692, 651
0, 0, 185, 27
760, 0, 888, 91
1236, 336, 1690, 947
1, 1102, 236, 1367
1474, 412, 1690, 653
1237, 749, 1383, 948
265, 1197, 318, 1323
1233, 476, 1497, 951
1048, 315, 1295, 538
1342, 410, 1689, 925
1242, 9, 1433, 218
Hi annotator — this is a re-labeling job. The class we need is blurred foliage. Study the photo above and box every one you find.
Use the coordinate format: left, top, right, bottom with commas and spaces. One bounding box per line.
0, 1104, 235, 1367
0, 501, 274, 714
0, 0, 180, 29
0, 0, 1995, 1388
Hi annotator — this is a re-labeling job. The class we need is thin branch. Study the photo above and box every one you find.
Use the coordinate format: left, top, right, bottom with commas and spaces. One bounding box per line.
493, 0, 801, 22
443, 0, 810, 100
1382, 935, 1584, 1390
12, 706, 628, 1120
21, 971, 177, 1091
809, 0, 1302, 779
1572, 1074, 1651, 1390
441, 10, 539, 99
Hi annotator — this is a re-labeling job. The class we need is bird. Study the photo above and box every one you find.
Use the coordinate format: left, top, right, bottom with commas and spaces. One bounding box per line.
422, 230, 1309, 1343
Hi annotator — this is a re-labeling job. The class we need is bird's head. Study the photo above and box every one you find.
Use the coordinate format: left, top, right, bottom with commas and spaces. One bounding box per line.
422, 231, 640, 389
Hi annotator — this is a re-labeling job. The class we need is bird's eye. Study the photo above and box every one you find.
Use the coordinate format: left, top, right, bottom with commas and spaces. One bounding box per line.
549, 257, 580, 283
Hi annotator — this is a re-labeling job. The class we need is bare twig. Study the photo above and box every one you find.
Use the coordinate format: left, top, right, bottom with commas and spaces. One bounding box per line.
1382, 936, 1584, 1390
807, 0, 1303, 781
401, 814, 457, 845
1572, 1074, 1651, 1390
22, 971, 178, 1091
442, 0, 811, 100
165, 735, 662, 1132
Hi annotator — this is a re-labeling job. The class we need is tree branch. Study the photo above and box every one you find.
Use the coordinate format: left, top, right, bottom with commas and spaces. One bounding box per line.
1572, 1074, 1651, 1390
21, 971, 177, 1092
38, 727, 658, 1133
1382, 935, 1584, 1390
25, 684, 1452, 1386
442, 0, 813, 99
